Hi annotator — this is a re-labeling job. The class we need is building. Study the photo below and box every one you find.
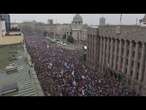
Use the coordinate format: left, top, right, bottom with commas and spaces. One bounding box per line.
87, 15, 146, 95
99, 17, 106, 25
40, 14, 88, 44
0, 14, 11, 32
0, 19, 6, 37
48, 19, 53, 25
72, 14, 83, 24
86, 26, 99, 70
0, 40, 44, 96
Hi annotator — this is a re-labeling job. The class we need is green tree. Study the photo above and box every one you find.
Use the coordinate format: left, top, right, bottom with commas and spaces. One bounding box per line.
67, 35, 74, 43
62, 34, 66, 39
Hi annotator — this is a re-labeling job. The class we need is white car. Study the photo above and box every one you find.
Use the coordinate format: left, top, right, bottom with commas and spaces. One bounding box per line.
63, 43, 67, 46
60, 42, 63, 45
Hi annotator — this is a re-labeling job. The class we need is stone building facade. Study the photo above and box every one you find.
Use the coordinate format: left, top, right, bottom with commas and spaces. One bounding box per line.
40, 14, 88, 43
87, 17, 146, 95
0, 19, 6, 37
0, 14, 11, 32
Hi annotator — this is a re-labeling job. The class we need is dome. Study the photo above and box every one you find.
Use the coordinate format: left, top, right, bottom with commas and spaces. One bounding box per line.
72, 14, 83, 24
99, 17, 106, 25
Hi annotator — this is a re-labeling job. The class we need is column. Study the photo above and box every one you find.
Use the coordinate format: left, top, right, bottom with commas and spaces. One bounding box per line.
102, 37, 106, 72
106, 38, 109, 67
99, 37, 103, 72
141, 63, 146, 96
113, 39, 118, 70
122, 40, 127, 73
102, 38, 106, 71
90, 35, 92, 66
93, 35, 96, 69
104, 38, 107, 67
138, 43, 145, 82
109, 39, 113, 69
118, 40, 122, 71
97, 36, 100, 70
88, 34, 91, 67
95, 35, 97, 68
86, 35, 88, 65
127, 41, 133, 77
132, 42, 139, 81
92, 35, 94, 68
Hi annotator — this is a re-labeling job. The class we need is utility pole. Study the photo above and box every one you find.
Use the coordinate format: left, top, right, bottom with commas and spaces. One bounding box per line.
120, 14, 123, 24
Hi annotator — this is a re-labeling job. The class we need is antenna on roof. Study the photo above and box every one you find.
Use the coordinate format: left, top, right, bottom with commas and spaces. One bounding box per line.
120, 14, 123, 25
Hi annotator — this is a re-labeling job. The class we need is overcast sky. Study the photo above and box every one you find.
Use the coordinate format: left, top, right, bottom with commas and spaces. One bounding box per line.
10, 14, 145, 25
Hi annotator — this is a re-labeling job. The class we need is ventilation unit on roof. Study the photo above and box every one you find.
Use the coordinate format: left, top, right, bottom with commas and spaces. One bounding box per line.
116, 26, 121, 34
5, 64, 17, 74
0, 82, 18, 95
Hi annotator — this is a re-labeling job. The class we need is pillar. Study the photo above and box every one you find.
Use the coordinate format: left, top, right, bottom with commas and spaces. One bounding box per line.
138, 43, 145, 94
132, 42, 139, 81
118, 40, 122, 72
109, 39, 113, 69
106, 38, 109, 67
141, 63, 146, 96
102, 37, 106, 72
122, 40, 127, 73
138, 43, 145, 82
127, 41, 133, 77
99, 37, 103, 72
113, 39, 118, 70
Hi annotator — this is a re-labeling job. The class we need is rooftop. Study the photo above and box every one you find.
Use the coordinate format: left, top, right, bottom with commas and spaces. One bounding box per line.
0, 35, 23, 45
0, 42, 44, 96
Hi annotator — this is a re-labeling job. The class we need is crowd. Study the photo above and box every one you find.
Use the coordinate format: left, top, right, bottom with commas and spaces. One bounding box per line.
25, 36, 137, 96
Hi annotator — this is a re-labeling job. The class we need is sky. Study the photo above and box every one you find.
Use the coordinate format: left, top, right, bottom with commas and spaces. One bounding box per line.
10, 14, 145, 25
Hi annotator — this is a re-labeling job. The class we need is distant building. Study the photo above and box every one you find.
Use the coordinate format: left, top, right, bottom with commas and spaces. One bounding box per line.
99, 17, 106, 25
40, 14, 88, 44
72, 14, 83, 25
0, 14, 11, 32
48, 19, 53, 25
139, 14, 146, 26
0, 19, 6, 37
87, 14, 146, 96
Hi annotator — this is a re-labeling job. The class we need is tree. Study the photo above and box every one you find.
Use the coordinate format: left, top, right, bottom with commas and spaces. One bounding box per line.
62, 34, 66, 39
67, 35, 74, 43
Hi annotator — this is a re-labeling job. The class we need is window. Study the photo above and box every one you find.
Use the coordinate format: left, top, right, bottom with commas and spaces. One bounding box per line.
125, 67, 127, 74
138, 51, 141, 61
132, 42, 136, 48
137, 62, 140, 70
127, 49, 129, 57
131, 60, 134, 67
117, 43, 119, 54
130, 70, 133, 77
126, 59, 128, 65
121, 47, 124, 56
136, 72, 139, 80
132, 51, 135, 58
114, 56, 118, 69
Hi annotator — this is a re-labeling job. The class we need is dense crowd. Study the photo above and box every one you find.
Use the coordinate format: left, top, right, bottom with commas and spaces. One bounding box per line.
25, 36, 137, 96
